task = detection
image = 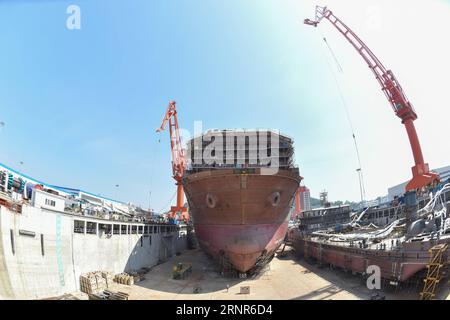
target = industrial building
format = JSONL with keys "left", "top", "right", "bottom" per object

{"left": 298, "top": 186, "right": 311, "bottom": 212}
{"left": 388, "top": 165, "right": 450, "bottom": 201}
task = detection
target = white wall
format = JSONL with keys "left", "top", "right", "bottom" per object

{"left": 0, "top": 205, "right": 185, "bottom": 299}
{"left": 32, "top": 190, "right": 66, "bottom": 212}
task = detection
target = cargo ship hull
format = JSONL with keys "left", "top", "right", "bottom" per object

{"left": 183, "top": 168, "right": 301, "bottom": 273}
{"left": 289, "top": 184, "right": 450, "bottom": 283}
{"left": 291, "top": 234, "right": 450, "bottom": 282}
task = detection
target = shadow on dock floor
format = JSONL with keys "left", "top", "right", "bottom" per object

{"left": 86, "top": 246, "right": 449, "bottom": 300}
{"left": 287, "top": 246, "right": 449, "bottom": 300}
{"left": 132, "top": 248, "right": 246, "bottom": 296}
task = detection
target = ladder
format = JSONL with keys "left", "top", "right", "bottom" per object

{"left": 420, "top": 243, "right": 448, "bottom": 300}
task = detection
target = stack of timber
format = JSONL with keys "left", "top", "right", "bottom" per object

{"left": 80, "top": 273, "right": 97, "bottom": 294}
{"left": 102, "top": 271, "right": 114, "bottom": 288}
{"left": 88, "top": 290, "right": 129, "bottom": 300}
{"left": 105, "top": 290, "right": 129, "bottom": 300}
{"left": 130, "top": 269, "right": 148, "bottom": 283}
{"left": 114, "top": 273, "right": 135, "bottom": 285}
{"left": 80, "top": 271, "right": 113, "bottom": 294}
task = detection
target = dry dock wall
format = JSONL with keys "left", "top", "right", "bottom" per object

{"left": 0, "top": 205, "right": 186, "bottom": 299}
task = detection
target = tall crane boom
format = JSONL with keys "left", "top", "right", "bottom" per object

{"left": 304, "top": 6, "right": 439, "bottom": 192}
{"left": 156, "top": 100, "right": 188, "bottom": 221}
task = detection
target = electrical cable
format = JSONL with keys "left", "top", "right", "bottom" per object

{"left": 159, "top": 189, "right": 177, "bottom": 214}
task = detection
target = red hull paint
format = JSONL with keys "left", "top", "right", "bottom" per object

{"left": 196, "top": 222, "right": 289, "bottom": 272}
{"left": 183, "top": 169, "right": 301, "bottom": 272}
{"left": 292, "top": 234, "right": 450, "bottom": 282}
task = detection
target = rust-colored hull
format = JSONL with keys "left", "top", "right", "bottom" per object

{"left": 291, "top": 232, "right": 450, "bottom": 282}
{"left": 183, "top": 169, "right": 301, "bottom": 272}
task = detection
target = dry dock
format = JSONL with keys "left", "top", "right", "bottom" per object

{"left": 68, "top": 247, "right": 450, "bottom": 300}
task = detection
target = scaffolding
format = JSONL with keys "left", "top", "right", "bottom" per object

{"left": 420, "top": 243, "right": 448, "bottom": 300}
{"left": 186, "top": 129, "right": 296, "bottom": 172}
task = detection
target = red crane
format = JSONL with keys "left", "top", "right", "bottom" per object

{"left": 156, "top": 100, "right": 189, "bottom": 221}
{"left": 304, "top": 6, "right": 439, "bottom": 192}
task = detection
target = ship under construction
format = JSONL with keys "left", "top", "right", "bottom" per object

{"left": 0, "top": 3, "right": 449, "bottom": 301}
{"left": 183, "top": 129, "right": 302, "bottom": 274}
{"left": 289, "top": 185, "right": 450, "bottom": 287}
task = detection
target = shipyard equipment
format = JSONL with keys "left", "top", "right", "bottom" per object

{"left": 420, "top": 244, "right": 448, "bottom": 300}
{"left": 156, "top": 101, "right": 189, "bottom": 221}
{"left": 304, "top": 6, "right": 439, "bottom": 192}
{"left": 172, "top": 263, "right": 192, "bottom": 280}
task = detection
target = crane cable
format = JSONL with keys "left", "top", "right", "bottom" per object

{"left": 322, "top": 36, "right": 344, "bottom": 73}
{"left": 151, "top": 133, "right": 172, "bottom": 214}
{"left": 317, "top": 26, "right": 367, "bottom": 202}
{"left": 158, "top": 189, "right": 177, "bottom": 214}
{"left": 147, "top": 135, "right": 159, "bottom": 212}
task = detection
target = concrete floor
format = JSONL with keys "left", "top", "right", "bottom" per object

{"left": 71, "top": 246, "right": 450, "bottom": 300}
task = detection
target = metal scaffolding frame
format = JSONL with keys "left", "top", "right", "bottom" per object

{"left": 420, "top": 244, "right": 448, "bottom": 300}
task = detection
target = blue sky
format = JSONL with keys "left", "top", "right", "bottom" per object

{"left": 0, "top": 0, "right": 449, "bottom": 211}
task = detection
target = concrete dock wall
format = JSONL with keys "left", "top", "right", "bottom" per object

{"left": 0, "top": 205, "right": 185, "bottom": 299}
